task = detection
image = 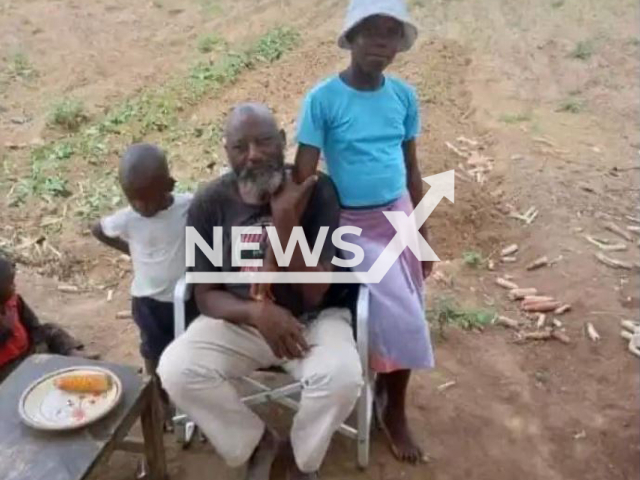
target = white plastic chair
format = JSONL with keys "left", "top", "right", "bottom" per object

{"left": 171, "top": 276, "right": 374, "bottom": 469}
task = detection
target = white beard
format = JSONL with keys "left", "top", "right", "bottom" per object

{"left": 238, "top": 167, "right": 285, "bottom": 204}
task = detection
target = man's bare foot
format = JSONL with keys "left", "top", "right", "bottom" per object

{"left": 375, "top": 392, "right": 427, "bottom": 464}
{"left": 245, "top": 427, "right": 281, "bottom": 480}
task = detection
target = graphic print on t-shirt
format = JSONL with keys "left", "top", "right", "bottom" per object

{"left": 233, "top": 217, "right": 272, "bottom": 273}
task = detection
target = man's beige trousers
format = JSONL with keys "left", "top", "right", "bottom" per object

{"left": 158, "top": 308, "right": 363, "bottom": 472}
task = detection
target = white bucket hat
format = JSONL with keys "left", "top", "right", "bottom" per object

{"left": 338, "top": 0, "right": 418, "bottom": 53}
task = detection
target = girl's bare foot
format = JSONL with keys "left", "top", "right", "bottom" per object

{"left": 375, "top": 371, "right": 428, "bottom": 464}
{"left": 245, "top": 427, "right": 281, "bottom": 480}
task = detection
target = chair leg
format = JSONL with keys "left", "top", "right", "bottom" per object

{"left": 356, "top": 376, "right": 373, "bottom": 469}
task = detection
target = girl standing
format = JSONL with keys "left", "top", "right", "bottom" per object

{"left": 294, "top": 0, "right": 434, "bottom": 464}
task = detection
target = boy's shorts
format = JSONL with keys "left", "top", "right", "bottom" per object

{"left": 131, "top": 296, "right": 198, "bottom": 362}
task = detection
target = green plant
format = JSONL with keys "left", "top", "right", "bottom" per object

{"left": 551, "top": 0, "right": 564, "bottom": 8}
{"left": 569, "top": 40, "right": 594, "bottom": 60}
{"left": 74, "top": 175, "right": 123, "bottom": 219}
{"left": 198, "top": 34, "right": 224, "bottom": 53}
{"left": 462, "top": 250, "right": 484, "bottom": 268}
{"left": 190, "top": 52, "right": 250, "bottom": 88}
{"left": 6, "top": 53, "right": 37, "bottom": 80}
{"left": 250, "top": 27, "right": 300, "bottom": 63}
{"left": 41, "top": 176, "right": 71, "bottom": 198}
{"left": 50, "top": 142, "right": 74, "bottom": 161}
{"left": 48, "top": 98, "right": 88, "bottom": 131}
{"left": 430, "top": 296, "right": 495, "bottom": 338}
{"left": 557, "top": 97, "right": 585, "bottom": 113}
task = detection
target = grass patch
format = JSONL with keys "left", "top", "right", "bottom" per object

{"left": 462, "top": 250, "right": 485, "bottom": 268}
{"left": 8, "top": 145, "right": 77, "bottom": 205}
{"left": 5, "top": 52, "right": 37, "bottom": 81}
{"left": 569, "top": 40, "right": 594, "bottom": 60}
{"left": 430, "top": 296, "right": 495, "bottom": 338}
{"left": 188, "top": 27, "right": 299, "bottom": 99}
{"left": 73, "top": 174, "right": 123, "bottom": 219}
{"left": 251, "top": 27, "right": 300, "bottom": 62}
{"left": 499, "top": 112, "right": 532, "bottom": 124}
{"left": 197, "top": 34, "right": 225, "bottom": 53}
{"left": 557, "top": 97, "right": 585, "bottom": 113}
{"left": 551, "top": 0, "right": 564, "bottom": 8}
{"left": 48, "top": 98, "right": 88, "bottom": 131}
{"left": 8, "top": 27, "right": 300, "bottom": 210}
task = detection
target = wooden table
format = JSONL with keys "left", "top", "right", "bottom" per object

{"left": 0, "top": 354, "right": 167, "bottom": 480}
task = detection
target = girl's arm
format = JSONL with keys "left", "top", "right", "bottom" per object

{"left": 403, "top": 139, "right": 424, "bottom": 210}
{"left": 403, "top": 139, "right": 434, "bottom": 278}
{"left": 293, "top": 144, "right": 321, "bottom": 184}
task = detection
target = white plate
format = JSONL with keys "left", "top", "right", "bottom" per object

{"left": 18, "top": 366, "right": 123, "bottom": 431}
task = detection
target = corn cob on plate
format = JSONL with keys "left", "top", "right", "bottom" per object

{"left": 19, "top": 366, "right": 122, "bottom": 431}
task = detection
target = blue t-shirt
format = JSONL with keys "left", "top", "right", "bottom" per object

{"left": 296, "top": 75, "right": 421, "bottom": 207}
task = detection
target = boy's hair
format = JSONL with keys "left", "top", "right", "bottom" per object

{"left": 0, "top": 254, "right": 15, "bottom": 282}
{"left": 118, "top": 143, "right": 170, "bottom": 188}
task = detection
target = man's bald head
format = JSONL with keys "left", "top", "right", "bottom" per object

{"left": 224, "top": 103, "right": 280, "bottom": 144}
{"left": 223, "top": 103, "right": 286, "bottom": 204}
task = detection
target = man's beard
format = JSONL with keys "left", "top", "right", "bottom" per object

{"left": 236, "top": 157, "right": 285, "bottom": 204}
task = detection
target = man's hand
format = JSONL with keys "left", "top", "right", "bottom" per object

{"left": 250, "top": 246, "right": 277, "bottom": 302}
{"left": 250, "top": 301, "right": 309, "bottom": 359}
{"left": 270, "top": 174, "right": 317, "bottom": 227}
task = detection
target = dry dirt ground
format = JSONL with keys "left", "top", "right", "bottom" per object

{"left": 1, "top": 0, "right": 639, "bottom": 479}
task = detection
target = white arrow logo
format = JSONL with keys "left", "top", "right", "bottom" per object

{"left": 186, "top": 170, "right": 455, "bottom": 284}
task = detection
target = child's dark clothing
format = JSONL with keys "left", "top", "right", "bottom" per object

{"left": 132, "top": 296, "right": 198, "bottom": 362}
{"left": 101, "top": 193, "right": 193, "bottom": 364}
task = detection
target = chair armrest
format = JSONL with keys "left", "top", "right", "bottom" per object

{"left": 173, "top": 276, "right": 193, "bottom": 338}
{"left": 355, "top": 285, "right": 370, "bottom": 375}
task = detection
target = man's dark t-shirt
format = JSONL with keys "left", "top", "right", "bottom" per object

{"left": 188, "top": 171, "right": 349, "bottom": 320}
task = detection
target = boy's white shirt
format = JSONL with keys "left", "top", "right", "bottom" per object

{"left": 101, "top": 193, "right": 192, "bottom": 302}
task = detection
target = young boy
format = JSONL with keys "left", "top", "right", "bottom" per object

{"left": 294, "top": 0, "right": 433, "bottom": 465}
{"left": 0, "top": 255, "right": 93, "bottom": 382}
{"left": 92, "top": 143, "right": 196, "bottom": 380}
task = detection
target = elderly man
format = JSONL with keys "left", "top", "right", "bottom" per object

{"left": 158, "top": 104, "right": 363, "bottom": 480}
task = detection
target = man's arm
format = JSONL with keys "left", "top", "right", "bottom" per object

{"left": 91, "top": 221, "right": 130, "bottom": 255}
